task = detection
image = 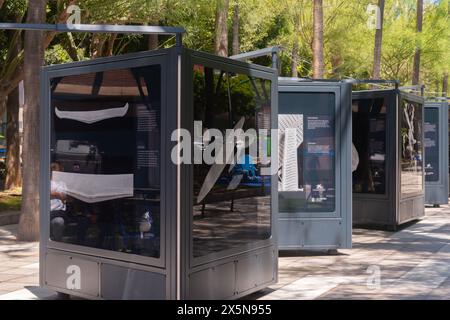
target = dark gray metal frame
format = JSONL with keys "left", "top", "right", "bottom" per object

{"left": 0, "top": 23, "right": 185, "bottom": 46}
{"left": 181, "top": 49, "right": 278, "bottom": 299}
{"left": 230, "top": 46, "right": 281, "bottom": 70}
{"left": 39, "top": 47, "right": 278, "bottom": 300}
{"left": 352, "top": 88, "right": 426, "bottom": 230}
{"left": 276, "top": 79, "right": 352, "bottom": 250}
{"left": 424, "top": 99, "right": 449, "bottom": 205}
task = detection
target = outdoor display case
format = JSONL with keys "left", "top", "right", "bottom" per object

{"left": 276, "top": 79, "right": 352, "bottom": 250}
{"left": 352, "top": 83, "right": 426, "bottom": 230}
{"left": 424, "top": 99, "right": 449, "bottom": 206}
{"left": 37, "top": 28, "right": 278, "bottom": 300}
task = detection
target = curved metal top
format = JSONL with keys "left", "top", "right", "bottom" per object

{"left": 0, "top": 23, "right": 185, "bottom": 46}
{"left": 230, "top": 46, "right": 282, "bottom": 69}
{"left": 348, "top": 79, "right": 400, "bottom": 85}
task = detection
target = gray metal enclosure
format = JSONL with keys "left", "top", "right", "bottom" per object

{"left": 424, "top": 100, "right": 449, "bottom": 205}
{"left": 276, "top": 79, "right": 352, "bottom": 250}
{"left": 352, "top": 88, "right": 426, "bottom": 230}
{"left": 40, "top": 47, "right": 278, "bottom": 300}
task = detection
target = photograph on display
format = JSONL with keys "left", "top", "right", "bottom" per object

{"left": 424, "top": 108, "right": 439, "bottom": 182}
{"left": 277, "top": 92, "right": 336, "bottom": 213}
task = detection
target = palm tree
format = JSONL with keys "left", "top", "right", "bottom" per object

{"left": 5, "top": 85, "right": 22, "bottom": 190}
{"left": 373, "top": 0, "right": 385, "bottom": 80}
{"left": 412, "top": 0, "right": 423, "bottom": 85}
{"left": 312, "top": 0, "right": 324, "bottom": 79}
{"left": 232, "top": 2, "right": 240, "bottom": 56}
{"left": 17, "top": 0, "right": 47, "bottom": 241}
{"left": 291, "top": 13, "right": 300, "bottom": 78}
{"left": 443, "top": 72, "right": 448, "bottom": 97}
{"left": 214, "top": 0, "right": 230, "bottom": 57}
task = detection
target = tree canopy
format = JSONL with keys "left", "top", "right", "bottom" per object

{"left": 1, "top": 0, "right": 449, "bottom": 95}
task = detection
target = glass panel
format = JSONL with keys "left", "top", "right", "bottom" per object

{"left": 352, "top": 97, "right": 387, "bottom": 194}
{"left": 192, "top": 65, "right": 272, "bottom": 258}
{"left": 400, "top": 99, "right": 424, "bottom": 196}
{"left": 278, "top": 92, "right": 336, "bottom": 213}
{"left": 50, "top": 65, "right": 162, "bottom": 258}
{"left": 424, "top": 108, "right": 440, "bottom": 182}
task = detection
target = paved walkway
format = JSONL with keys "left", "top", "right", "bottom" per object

{"left": 0, "top": 224, "right": 41, "bottom": 298}
{"left": 1, "top": 204, "right": 450, "bottom": 300}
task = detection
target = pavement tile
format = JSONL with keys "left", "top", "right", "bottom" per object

{"left": 0, "top": 274, "right": 23, "bottom": 282}
{"left": 10, "top": 275, "right": 39, "bottom": 284}
{"left": 4, "top": 204, "right": 450, "bottom": 299}
{"left": 0, "top": 268, "right": 38, "bottom": 276}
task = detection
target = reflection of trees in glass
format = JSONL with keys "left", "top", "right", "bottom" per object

{"left": 193, "top": 67, "right": 270, "bottom": 130}
{"left": 402, "top": 102, "right": 417, "bottom": 161}
{"left": 400, "top": 99, "right": 423, "bottom": 195}
{"left": 192, "top": 65, "right": 272, "bottom": 258}
{"left": 400, "top": 127, "right": 408, "bottom": 159}
{"left": 193, "top": 65, "right": 272, "bottom": 194}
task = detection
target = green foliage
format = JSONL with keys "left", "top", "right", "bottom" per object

{"left": 0, "top": 0, "right": 449, "bottom": 95}
{"left": 0, "top": 192, "right": 22, "bottom": 211}
{"left": 45, "top": 44, "right": 74, "bottom": 65}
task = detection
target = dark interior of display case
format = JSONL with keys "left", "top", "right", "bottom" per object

{"left": 41, "top": 48, "right": 278, "bottom": 300}
{"left": 191, "top": 64, "right": 272, "bottom": 258}
{"left": 352, "top": 97, "right": 387, "bottom": 195}
{"left": 50, "top": 66, "right": 161, "bottom": 258}
{"left": 352, "top": 88, "right": 425, "bottom": 230}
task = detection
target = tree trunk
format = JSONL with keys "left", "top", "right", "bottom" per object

{"left": 91, "top": 34, "right": 106, "bottom": 59}
{"left": 443, "top": 72, "right": 449, "bottom": 97}
{"left": 0, "top": 0, "right": 4, "bottom": 9}
{"left": 148, "top": 20, "right": 159, "bottom": 50}
{"left": 62, "top": 33, "right": 79, "bottom": 61}
{"left": 412, "top": 0, "right": 423, "bottom": 85}
{"left": 312, "top": 0, "right": 324, "bottom": 79}
{"left": 148, "top": 34, "right": 158, "bottom": 50}
{"left": 291, "top": 13, "right": 300, "bottom": 78}
{"left": 232, "top": 3, "right": 240, "bottom": 56}
{"left": 373, "top": 0, "right": 385, "bottom": 80}
{"left": 0, "top": 1, "right": 76, "bottom": 100}
{"left": 17, "top": 0, "right": 47, "bottom": 242}
{"left": 5, "top": 86, "right": 22, "bottom": 190}
{"left": 5, "top": 31, "right": 22, "bottom": 190}
{"left": 0, "top": 95, "right": 6, "bottom": 120}
{"left": 105, "top": 34, "right": 117, "bottom": 57}
{"left": 214, "top": 0, "right": 230, "bottom": 57}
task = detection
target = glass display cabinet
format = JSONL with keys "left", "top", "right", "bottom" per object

{"left": 38, "top": 27, "right": 278, "bottom": 300}
{"left": 276, "top": 79, "right": 352, "bottom": 250}
{"left": 424, "top": 98, "right": 449, "bottom": 206}
{"left": 352, "top": 82, "right": 426, "bottom": 230}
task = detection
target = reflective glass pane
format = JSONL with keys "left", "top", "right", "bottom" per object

{"left": 352, "top": 98, "right": 387, "bottom": 194}
{"left": 424, "top": 108, "right": 439, "bottom": 182}
{"left": 192, "top": 65, "right": 272, "bottom": 258}
{"left": 400, "top": 99, "right": 424, "bottom": 195}
{"left": 278, "top": 92, "right": 336, "bottom": 213}
{"left": 50, "top": 65, "right": 161, "bottom": 258}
